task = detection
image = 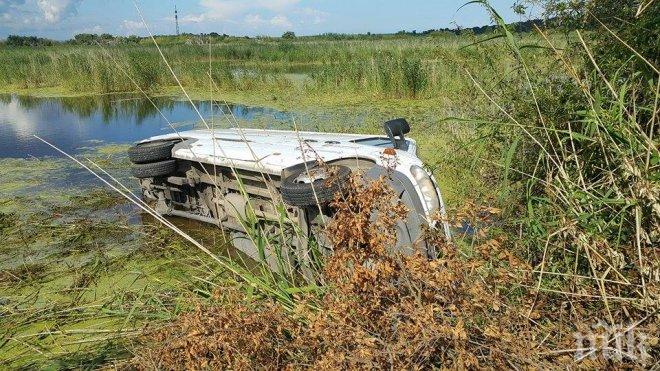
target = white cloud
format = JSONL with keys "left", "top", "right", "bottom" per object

{"left": 255, "top": 0, "right": 300, "bottom": 12}
{"left": 244, "top": 13, "right": 265, "bottom": 27}
{"left": 298, "top": 7, "right": 327, "bottom": 25}
{"left": 0, "top": 0, "right": 27, "bottom": 11}
{"left": 0, "top": 0, "right": 38, "bottom": 28}
{"left": 0, "top": 0, "right": 83, "bottom": 28}
{"left": 36, "top": 0, "right": 82, "bottom": 23}
{"left": 121, "top": 20, "right": 145, "bottom": 33}
{"left": 179, "top": 0, "right": 248, "bottom": 24}
{"left": 78, "top": 23, "right": 102, "bottom": 33}
{"left": 199, "top": 0, "right": 247, "bottom": 17}
{"left": 179, "top": 14, "right": 205, "bottom": 24}
{"left": 182, "top": 0, "right": 319, "bottom": 31}
{"left": 243, "top": 14, "right": 293, "bottom": 30}
{"left": 195, "top": 0, "right": 300, "bottom": 16}
{"left": 269, "top": 15, "right": 291, "bottom": 29}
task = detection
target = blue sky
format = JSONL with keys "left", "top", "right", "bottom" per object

{"left": 0, "top": 0, "right": 542, "bottom": 40}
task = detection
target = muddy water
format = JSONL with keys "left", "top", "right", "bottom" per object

{"left": 0, "top": 93, "right": 291, "bottom": 158}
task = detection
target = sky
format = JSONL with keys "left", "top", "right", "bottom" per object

{"left": 0, "top": 0, "right": 542, "bottom": 40}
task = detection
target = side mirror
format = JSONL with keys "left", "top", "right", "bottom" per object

{"left": 383, "top": 118, "right": 410, "bottom": 149}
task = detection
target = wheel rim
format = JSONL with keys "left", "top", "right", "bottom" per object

{"left": 294, "top": 167, "right": 329, "bottom": 184}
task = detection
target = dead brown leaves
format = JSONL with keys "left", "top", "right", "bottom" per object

{"left": 131, "top": 296, "right": 300, "bottom": 370}
{"left": 130, "top": 175, "right": 654, "bottom": 370}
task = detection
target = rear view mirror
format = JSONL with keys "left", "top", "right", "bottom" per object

{"left": 383, "top": 118, "right": 410, "bottom": 149}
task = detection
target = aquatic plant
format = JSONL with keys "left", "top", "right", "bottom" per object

{"left": 0, "top": 212, "right": 15, "bottom": 235}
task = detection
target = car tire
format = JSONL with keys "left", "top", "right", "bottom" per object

{"left": 280, "top": 165, "right": 351, "bottom": 207}
{"left": 131, "top": 159, "right": 177, "bottom": 179}
{"left": 128, "top": 139, "right": 180, "bottom": 164}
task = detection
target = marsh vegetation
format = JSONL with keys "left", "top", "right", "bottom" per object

{"left": 0, "top": 31, "right": 554, "bottom": 102}
{"left": 0, "top": 0, "right": 658, "bottom": 368}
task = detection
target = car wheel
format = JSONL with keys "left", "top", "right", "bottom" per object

{"left": 131, "top": 159, "right": 177, "bottom": 178}
{"left": 280, "top": 165, "right": 351, "bottom": 207}
{"left": 128, "top": 139, "right": 180, "bottom": 164}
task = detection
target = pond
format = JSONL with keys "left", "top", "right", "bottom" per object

{"left": 0, "top": 93, "right": 292, "bottom": 159}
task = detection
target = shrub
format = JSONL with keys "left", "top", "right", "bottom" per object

{"left": 469, "top": 0, "right": 659, "bottom": 329}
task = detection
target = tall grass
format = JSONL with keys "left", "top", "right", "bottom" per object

{"left": 462, "top": 1, "right": 659, "bottom": 326}
{"left": 0, "top": 34, "right": 553, "bottom": 100}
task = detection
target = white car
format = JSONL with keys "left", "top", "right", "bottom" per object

{"left": 128, "top": 118, "right": 450, "bottom": 271}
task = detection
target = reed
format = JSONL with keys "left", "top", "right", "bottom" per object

{"left": 0, "top": 33, "right": 551, "bottom": 100}
{"left": 458, "top": 0, "right": 658, "bottom": 324}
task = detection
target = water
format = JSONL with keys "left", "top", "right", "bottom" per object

{"left": 0, "top": 93, "right": 294, "bottom": 270}
{"left": 0, "top": 93, "right": 291, "bottom": 158}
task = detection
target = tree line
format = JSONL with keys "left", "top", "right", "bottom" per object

{"left": 2, "top": 33, "right": 142, "bottom": 47}
{"left": 1, "top": 17, "right": 552, "bottom": 47}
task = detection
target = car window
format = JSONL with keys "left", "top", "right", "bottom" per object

{"left": 351, "top": 137, "right": 394, "bottom": 148}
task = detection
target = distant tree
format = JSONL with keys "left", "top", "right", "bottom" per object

{"left": 70, "top": 33, "right": 124, "bottom": 45}
{"left": 124, "top": 35, "right": 141, "bottom": 44}
{"left": 5, "top": 35, "right": 54, "bottom": 46}
{"left": 73, "top": 33, "right": 98, "bottom": 45}
{"left": 282, "top": 31, "right": 296, "bottom": 39}
{"left": 6, "top": 35, "right": 28, "bottom": 46}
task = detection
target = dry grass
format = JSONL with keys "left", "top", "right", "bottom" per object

{"left": 0, "top": 263, "right": 48, "bottom": 284}
{"left": 129, "top": 175, "right": 657, "bottom": 369}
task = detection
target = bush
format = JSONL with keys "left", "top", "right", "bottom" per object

{"left": 471, "top": 0, "right": 659, "bottom": 331}
{"left": 542, "top": 0, "right": 659, "bottom": 104}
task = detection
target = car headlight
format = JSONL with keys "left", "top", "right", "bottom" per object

{"left": 410, "top": 165, "right": 440, "bottom": 214}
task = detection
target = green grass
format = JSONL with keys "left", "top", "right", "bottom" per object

{"left": 455, "top": 1, "right": 658, "bottom": 330}
{"left": 0, "top": 33, "right": 559, "bottom": 102}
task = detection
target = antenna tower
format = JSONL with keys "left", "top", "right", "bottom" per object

{"left": 174, "top": 4, "right": 180, "bottom": 35}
